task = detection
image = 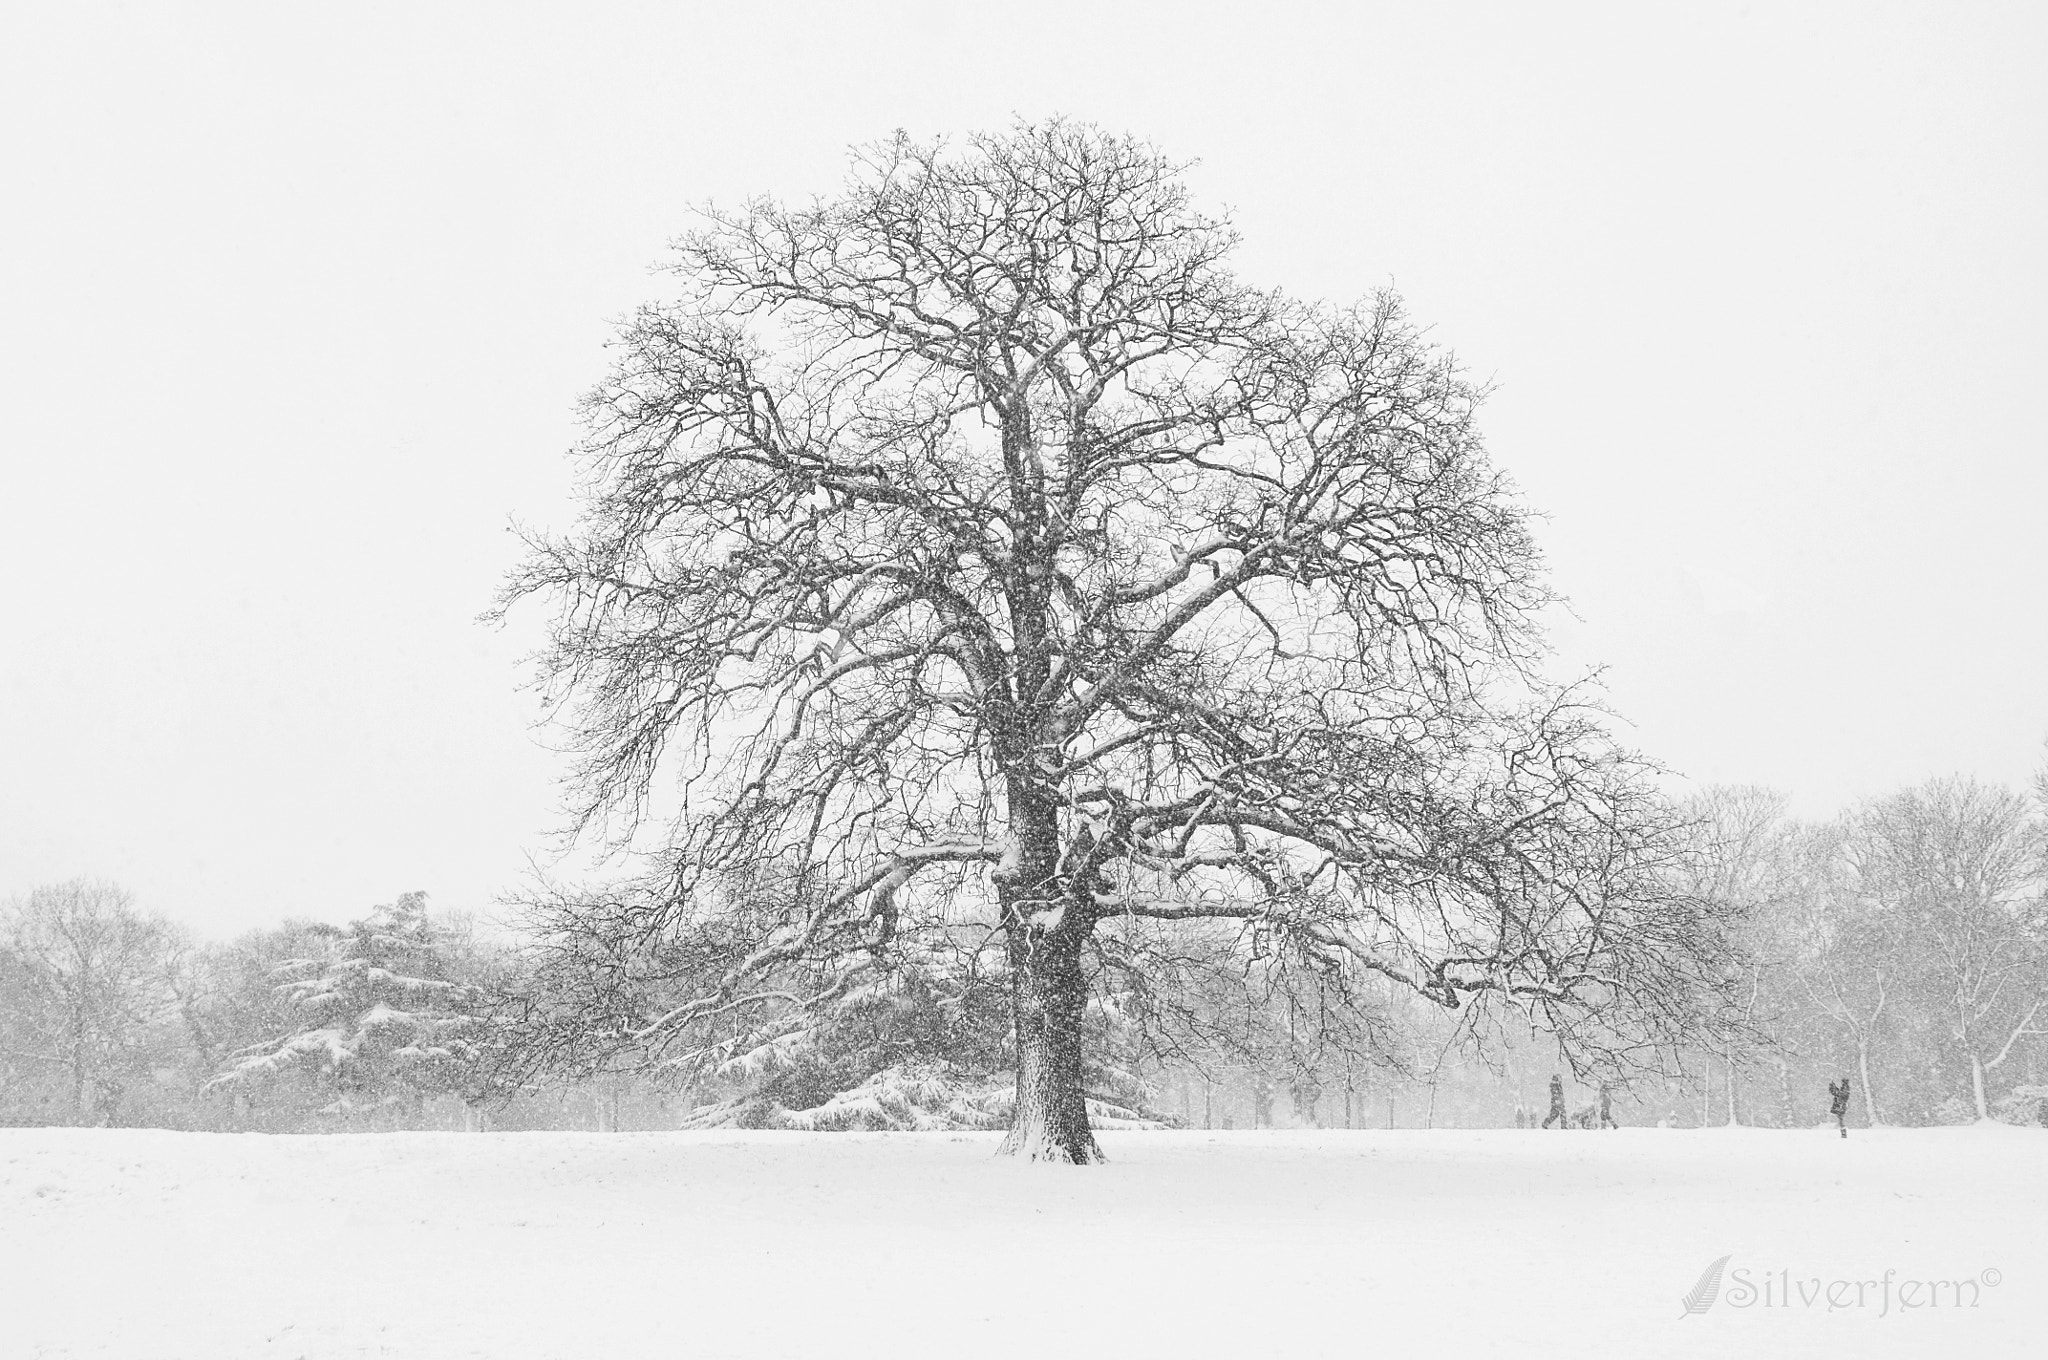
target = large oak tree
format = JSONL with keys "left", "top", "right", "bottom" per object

{"left": 500, "top": 123, "right": 1729, "bottom": 1161}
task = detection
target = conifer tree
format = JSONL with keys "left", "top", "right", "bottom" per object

{"left": 217, "top": 892, "right": 487, "bottom": 1124}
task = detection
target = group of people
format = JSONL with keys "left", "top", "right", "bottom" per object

{"left": 1545, "top": 1074, "right": 1616, "bottom": 1129}
{"left": 1512, "top": 1075, "right": 1618, "bottom": 1130}
{"left": 1518, "top": 1074, "right": 1856, "bottom": 1136}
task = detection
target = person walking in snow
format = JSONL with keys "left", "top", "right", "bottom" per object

{"left": 1598, "top": 1084, "right": 1617, "bottom": 1130}
{"left": 1541, "top": 1073, "right": 1568, "bottom": 1129}
{"left": 1828, "top": 1077, "right": 1851, "bottom": 1138}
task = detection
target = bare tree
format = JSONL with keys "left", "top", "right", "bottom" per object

{"left": 498, "top": 123, "right": 1736, "bottom": 1161}
{"left": 1853, "top": 779, "right": 2047, "bottom": 1120}
{"left": 1788, "top": 821, "right": 1895, "bottom": 1126}
{"left": 1682, "top": 786, "right": 1795, "bottom": 1124}
{"left": 0, "top": 879, "right": 180, "bottom": 1125}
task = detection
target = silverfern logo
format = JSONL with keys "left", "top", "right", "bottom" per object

{"left": 1681, "top": 1258, "right": 2003, "bottom": 1318}
{"left": 1680, "top": 1255, "right": 1732, "bottom": 1316}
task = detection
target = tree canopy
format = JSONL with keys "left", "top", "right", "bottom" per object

{"left": 213, "top": 892, "right": 489, "bottom": 1121}
{"left": 499, "top": 122, "right": 1732, "bottom": 1161}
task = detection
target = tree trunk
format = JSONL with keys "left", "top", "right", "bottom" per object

{"left": 69, "top": 1014, "right": 87, "bottom": 1125}
{"left": 997, "top": 924, "right": 1101, "bottom": 1163}
{"left": 1970, "top": 1053, "right": 1990, "bottom": 1121}
{"left": 1856, "top": 1042, "right": 1882, "bottom": 1126}
{"left": 992, "top": 767, "right": 1102, "bottom": 1164}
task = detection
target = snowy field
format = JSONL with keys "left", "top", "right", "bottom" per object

{"left": 3, "top": 1125, "right": 2041, "bottom": 1359}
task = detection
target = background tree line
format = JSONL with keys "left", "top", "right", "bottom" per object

{"left": 5, "top": 758, "right": 2042, "bottom": 1133}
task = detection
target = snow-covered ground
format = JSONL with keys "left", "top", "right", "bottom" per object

{"left": 3, "top": 1124, "right": 2040, "bottom": 1359}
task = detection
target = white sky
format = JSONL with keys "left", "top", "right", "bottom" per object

{"left": 3, "top": 2, "right": 2043, "bottom": 937}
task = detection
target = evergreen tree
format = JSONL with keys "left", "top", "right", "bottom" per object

{"left": 216, "top": 892, "right": 487, "bottom": 1124}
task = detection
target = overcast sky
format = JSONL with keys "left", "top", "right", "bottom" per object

{"left": 2, "top": 2, "right": 2043, "bottom": 937}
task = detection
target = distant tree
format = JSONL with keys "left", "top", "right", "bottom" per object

{"left": 1787, "top": 820, "right": 1899, "bottom": 1126}
{"left": 1129, "top": 935, "right": 1403, "bottom": 1129}
{"left": 497, "top": 121, "right": 1737, "bottom": 1161}
{"left": 1680, "top": 786, "right": 1798, "bottom": 1124}
{"left": 1853, "top": 779, "right": 2047, "bottom": 1120}
{"left": 215, "top": 892, "right": 489, "bottom": 1126}
{"left": 0, "top": 879, "right": 181, "bottom": 1125}
{"left": 171, "top": 918, "right": 354, "bottom": 1129}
